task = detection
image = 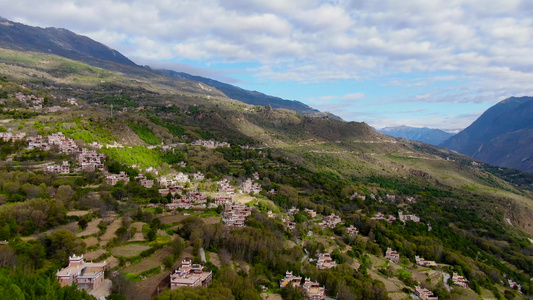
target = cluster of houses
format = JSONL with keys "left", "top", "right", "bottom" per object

{"left": 135, "top": 175, "right": 154, "bottom": 189}
{"left": 415, "top": 286, "right": 438, "bottom": 300}
{"left": 158, "top": 186, "right": 183, "bottom": 198}
{"left": 282, "top": 216, "right": 296, "bottom": 231}
{"left": 304, "top": 208, "right": 317, "bottom": 218}
{"left": 14, "top": 92, "right": 44, "bottom": 110}
{"left": 165, "top": 191, "right": 208, "bottom": 210}
{"left": 159, "top": 173, "right": 190, "bottom": 186}
{"left": 106, "top": 171, "right": 130, "bottom": 186}
{"left": 372, "top": 211, "right": 420, "bottom": 224}
{"left": 280, "top": 272, "right": 325, "bottom": 300}
{"left": 36, "top": 132, "right": 78, "bottom": 153}
{"left": 78, "top": 148, "right": 106, "bottom": 171}
{"left": 170, "top": 258, "right": 213, "bottom": 289}
{"left": 415, "top": 256, "right": 438, "bottom": 267}
{"left": 0, "top": 132, "right": 26, "bottom": 142}
{"left": 46, "top": 161, "right": 70, "bottom": 174}
{"left": 316, "top": 253, "right": 337, "bottom": 270}
{"left": 191, "top": 139, "right": 230, "bottom": 148}
{"left": 222, "top": 203, "right": 252, "bottom": 227}
{"left": 371, "top": 212, "right": 396, "bottom": 223}
{"left": 508, "top": 279, "right": 522, "bottom": 291}
{"left": 214, "top": 195, "right": 233, "bottom": 206}
{"left": 452, "top": 272, "right": 469, "bottom": 288}
{"left": 319, "top": 213, "right": 342, "bottom": 228}
{"left": 288, "top": 207, "right": 299, "bottom": 216}
{"left": 346, "top": 225, "right": 359, "bottom": 235}
{"left": 217, "top": 179, "right": 235, "bottom": 194}
{"left": 241, "top": 178, "right": 262, "bottom": 194}
{"left": 285, "top": 207, "right": 342, "bottom": 229}
{"left": 385, "top": 248, "right": 400, "bottom": 264}
{"left": 56, "top": 255, "right": 109, "bottom": 298}
{"left": 398, "top": 211, "right": 420, "bottom": 223}
{"left": 24, "top": 132, "right": 106, "bottom": 174}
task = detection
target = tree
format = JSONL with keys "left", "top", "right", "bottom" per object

{"left": 44, "top": 229, "right": 85, "bottom": 263}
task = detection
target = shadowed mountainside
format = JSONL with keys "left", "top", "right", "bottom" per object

{"left": 441, "top": 96, "right": 533, "bottom": 173}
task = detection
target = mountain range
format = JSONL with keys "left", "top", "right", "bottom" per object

{"left": 0, "top": 17, "right": 337, "bottom": 118}
{"left": 441, "top": 96, "right": 533, "bottom": 173}
{"left": 158, "top": 69, "right": 340, "bottom": 118}
{"left": 378, "top": 126, "right": 454, "bottom": 145}
{"left": 3, "top": 16, "right": 533, "bottom": 174}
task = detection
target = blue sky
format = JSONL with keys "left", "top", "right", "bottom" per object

{"left": 2, "top": 0, "right": 533, "bottom": 131}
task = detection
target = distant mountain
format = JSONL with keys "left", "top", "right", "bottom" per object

{"left": 441, "top": 96, "right": 533, "bottom": 173}
{"left": 0, "top": 17, "right": 140, "bottom": 72}
{"left": 158, "top": 69, "right": 342, "bottom": 119}
{"left": 0, "top": 17, "right": 338, "bottom": 119}
{"left": 378, "top": 126, "right": 454, "bottom": 145}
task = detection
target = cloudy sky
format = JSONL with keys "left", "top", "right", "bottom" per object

{"left": 2, "top": 0, "right": 533, "bottom": 131}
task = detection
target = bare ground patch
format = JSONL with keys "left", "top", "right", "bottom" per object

{"left": 85, "top": 249, "right": 107, "bottom": 261}
{"left": 203, "top": 216, "right": 221, "bottom": 225}
{"left": 83, "top": 237, "right": 99, "bottom": 248}
{"left": 208, "top": 251, "right": 221, "bottom": 268}
{"left": 67, "top": 210, "right": 92, "bottom": 217}
{"left": 388, "top": 292, "right": 408, "bottom": 300}
{"left": 132, "top": 270, "right": 169, "bottom": 300}
{"left": 236, "top": 195, "right": 255, "bottom": 204}
{"left": 261, "top": 293, "right": 282, "bottom": 300}
{"left": 367, "top": 269, "right": 405, "bottom": 292}
{"left": 160, "top": 214, "right": 187, "bottom": 224}
{"left": 77, "top": 218, "right": 102, "bottom": 237}
{"left": 100, "top": 218, "right": 122, "bottom": 246}
{"left": 111, "top": 244, "right": 151, "bottom": 258}
{"left": 130, "top": 222, "right": 146, "bottom": 241}
{"left": 104, "top": 256, "right": 120, "bottom": 269}
{"left": 123, "top": 246, "right": 173, "bottom": 274}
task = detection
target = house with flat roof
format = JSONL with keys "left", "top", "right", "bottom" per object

{"left": 452, "top": 273, "right": 468, "bottom": 288}
{"left": 170, "top": 258, "right": 212, "bottom": 289}
{"left": 385, "top": 247, "right": 400, "bottom": 264}
{"left": 302, "top": 278, "right": 325, "bottom": 300}
{"left": 279, "top": 271, "right": 302, "bottom": 288}
{"left": 415, "top": 286, "right": 438, "bottom": 299}
{"left": 56, "top": 255, "right": 108, "bottom": 295}
{"left": 316, "top": 253, "right": 336, "bottom": 270}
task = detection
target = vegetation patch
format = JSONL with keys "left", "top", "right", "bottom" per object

{"left": 127, "top": 121, "right": 160, "bottom": 145}
{"left": 101, "top": 145, "right": 163, "bottom": 169}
